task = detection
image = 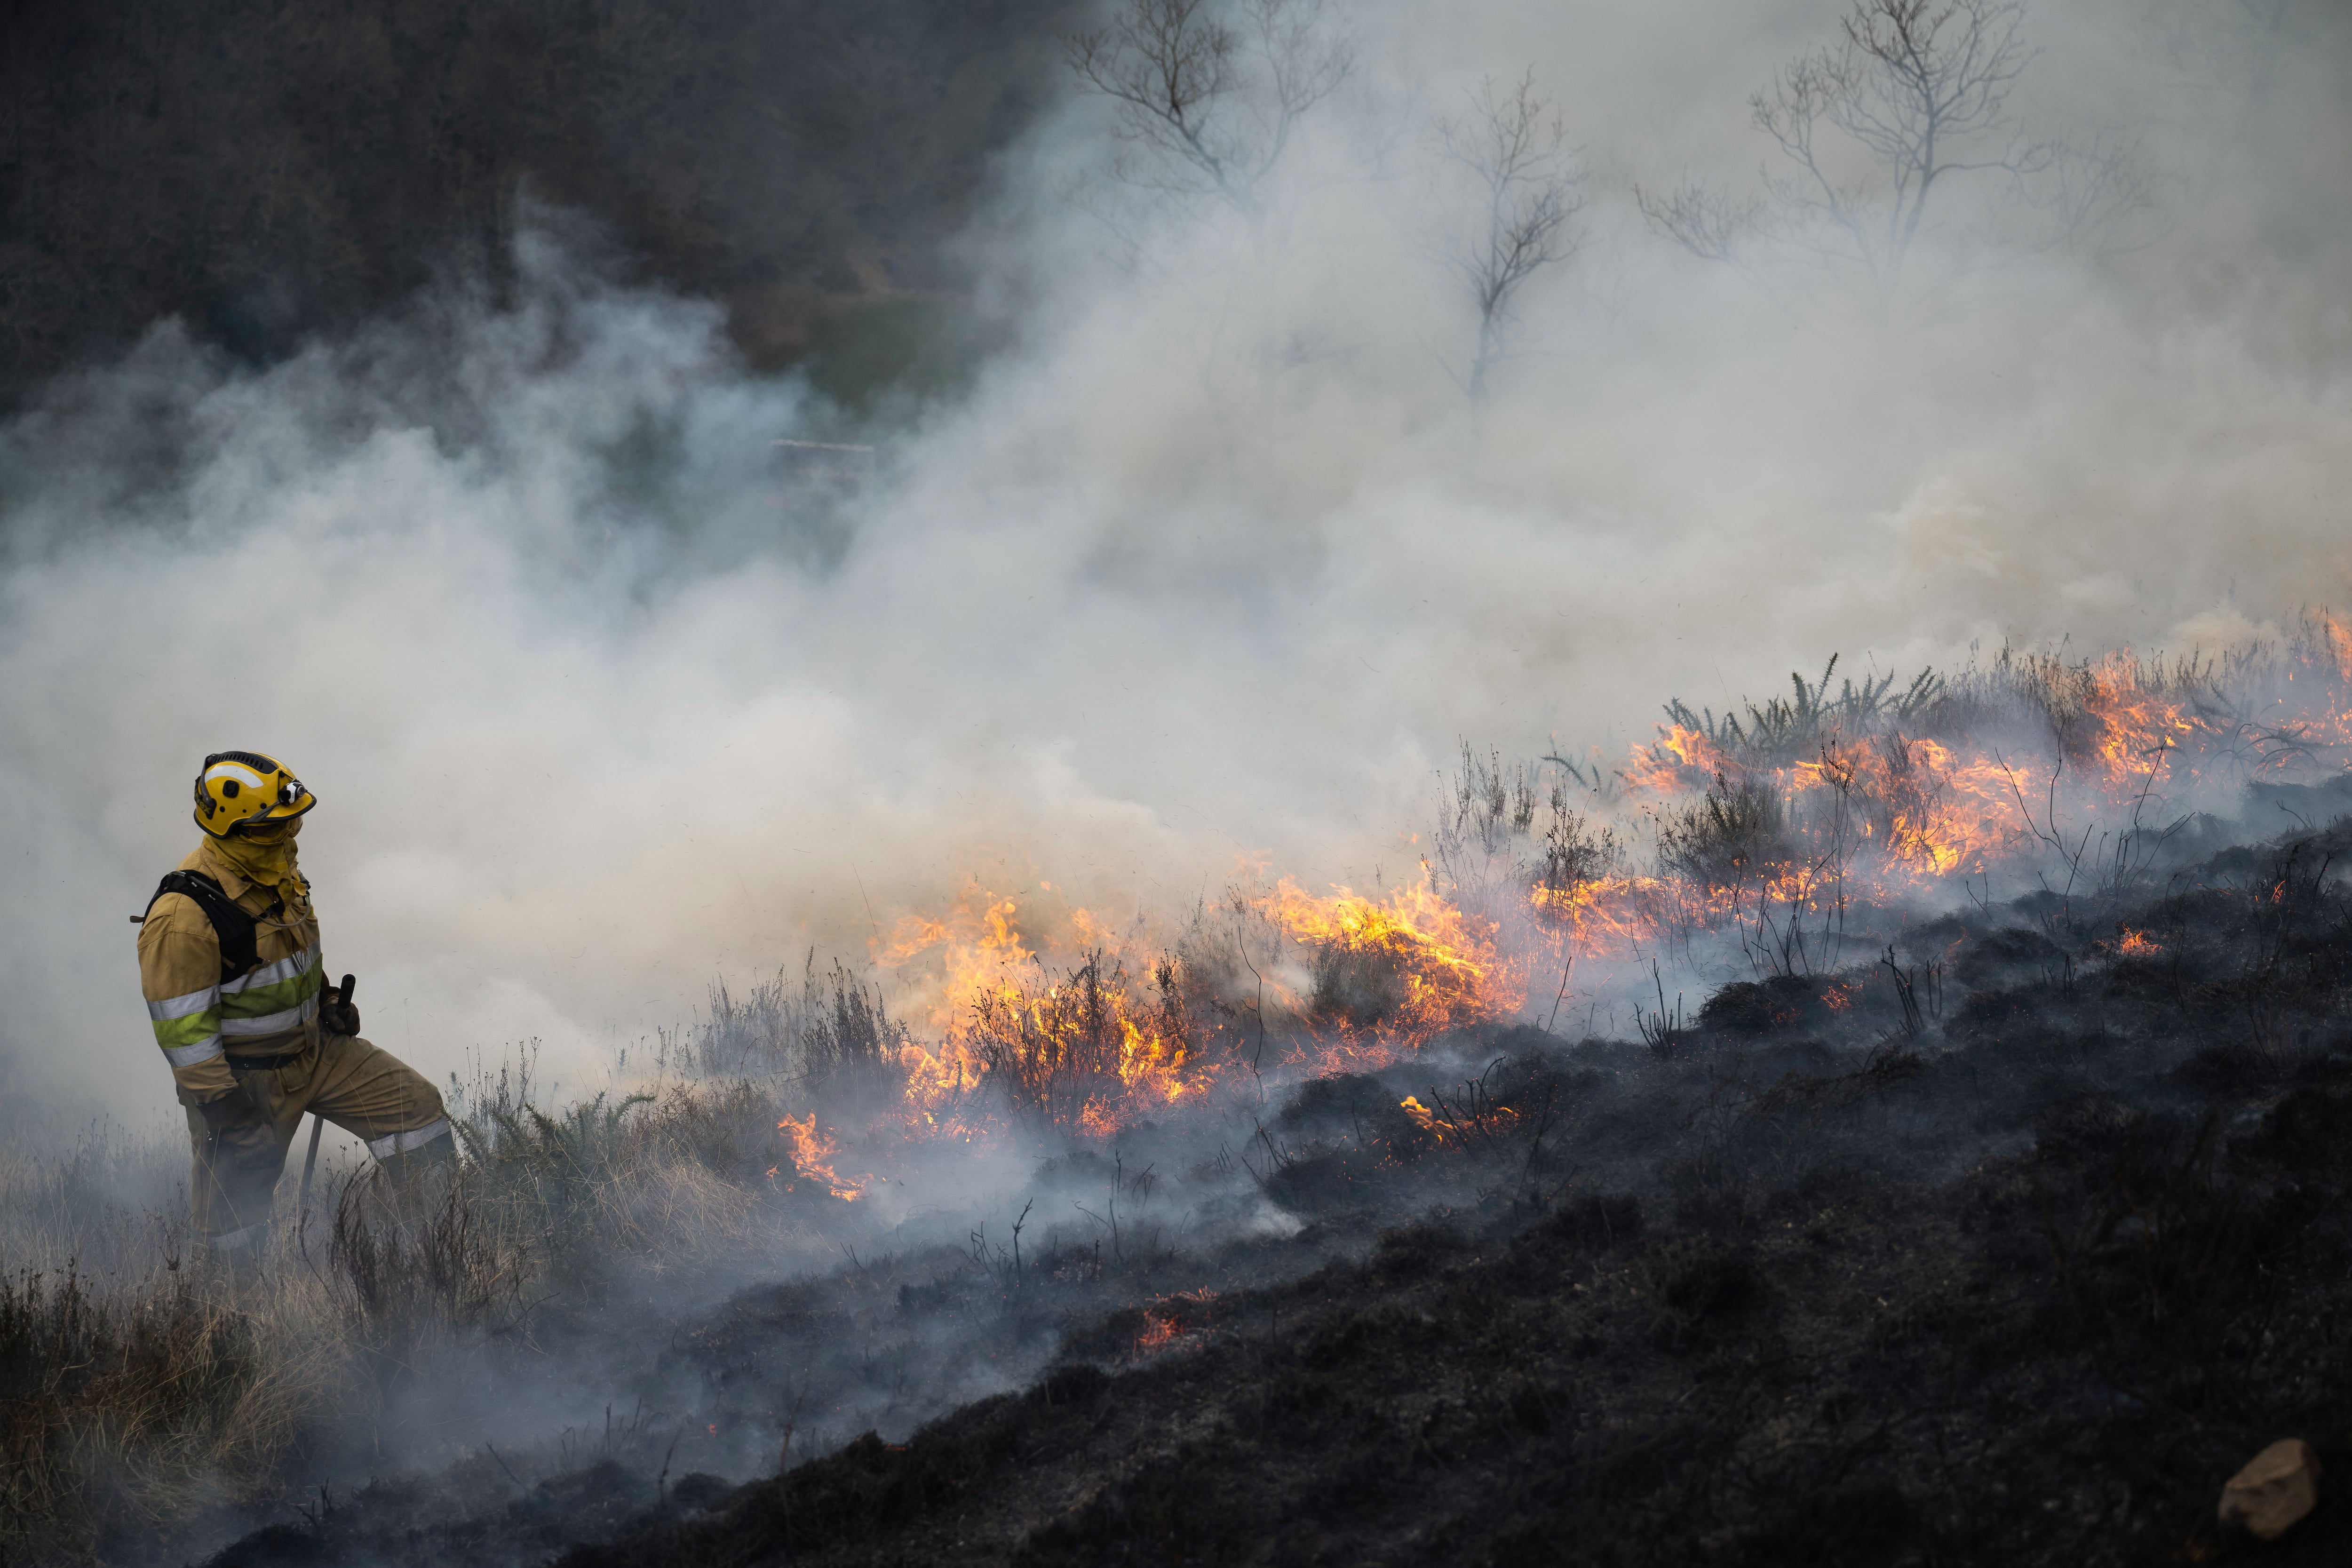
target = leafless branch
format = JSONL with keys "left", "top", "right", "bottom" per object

{"left": 1635, "top": 177, "right": 1764, "bottom": 263}
{"left": 2031, "top": 127, "right": 2165, "bottom": 259}
{"left": 1431, "top": 70, "right": 1583, "bottom": 405}
{"left": 1064, "top": 0, "right": 1354, "bottom": 231}
{"left": 1644, "top": 0, "right": 2150, "bottom": 304}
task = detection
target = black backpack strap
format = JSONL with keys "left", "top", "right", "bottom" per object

{"left": 146, "top": 871, "right": 262, "bottom": 984}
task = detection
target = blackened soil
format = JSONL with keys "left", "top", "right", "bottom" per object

{"left": 548, "top": 1125, "right": 2352, "bottom": 1567}
{"left": 207, "top": 826, "right": 2352, "bottom": 1566}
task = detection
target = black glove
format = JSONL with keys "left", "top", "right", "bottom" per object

{"left": 320, "top": 972, "right": 359, "bottom": 1037}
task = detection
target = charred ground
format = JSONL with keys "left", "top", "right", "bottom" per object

{"left": 196, "top": 819, "right": 2352, "bottom": 1567}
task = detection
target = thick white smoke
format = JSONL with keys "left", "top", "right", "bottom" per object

{"left": 0, "top": 0, "right": 2346, "bottom": 1130}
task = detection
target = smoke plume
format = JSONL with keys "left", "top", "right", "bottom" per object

{"left": 0, "top": 0, "right": 2346, "bottom": 1131}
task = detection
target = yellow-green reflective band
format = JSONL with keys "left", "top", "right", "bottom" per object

{"left": 219, "top": 964, "right": 321, "bottom": 1024}
{"left": 162, "top": 1036, "right": 224, "bottom": 1068}
{"left": 152, "top": 1009, "right": 223, "bottom": 1052}
{"left": 220, "top": 945, "right": 319, "bottom": 997}
{"left": 147, "top": 987, "right": 218, "bottom": 1022}
{"left": 368, "top": 1119, "right": 450, "bottom": 1159}
{"left": 219, "top": 993, "right": 318, "bottom": 1037}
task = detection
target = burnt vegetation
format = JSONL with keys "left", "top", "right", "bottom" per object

{"left": 169, "top": 809, "right": 2352, "bottom": 1567}
{"left": 9, "top": 632, "right": 2350, "bottom": 1564}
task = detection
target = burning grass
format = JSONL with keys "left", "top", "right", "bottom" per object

{"left": 521, "top": 814, "right": 2352, "bottom": 1568}
{"left": 815, "top": 616, "right": 2352, "bottom": 1150}
{"left": 965, "top": 951, "right": 1194, "bottom": 1137}
{"left": 18, "top": 619, "right": 2352, "bottom": 1563}
{"left": 51, "top": 804, "right": 2352, "bottom": 1564}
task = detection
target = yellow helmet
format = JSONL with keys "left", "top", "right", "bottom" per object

{"left": 192, "top": 751, "right": 316, "bottom": 838}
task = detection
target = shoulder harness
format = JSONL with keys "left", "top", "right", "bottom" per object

{"left": 144, "top": 871, "right": 279, "bottom": 985}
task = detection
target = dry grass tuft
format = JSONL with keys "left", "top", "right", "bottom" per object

{"left": 0, "top": 1259, "right": 349, "bottom": 1564}
{"left": 0, "top": 1062, "right": 835, "bottom": 1563}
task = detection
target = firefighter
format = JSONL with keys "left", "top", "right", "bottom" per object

{"left": 137, "top": 751, "right": 453, "bottom": 1259}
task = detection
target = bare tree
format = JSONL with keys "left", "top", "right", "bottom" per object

{"left": 1800, "top": 0, "right": 2039, "bottom": 268}
{"left": 2032, "top": 127, "right": 2161, "bottom": 259}
{"left": 1630, "top": 179, "right": 1761, "bottom": 265}
{"left": 1063, "top": 0, "right": 1354, "bottom": 232}
{"left": 1639, "top": 0, "right": 2139, "bottom": 297}
{"left": 1432, "top": 71, "right": 1583, "bottom": 405}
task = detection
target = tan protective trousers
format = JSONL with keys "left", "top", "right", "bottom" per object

{"left": 183, "top": 1033, "right": 451, "bottom": 1245}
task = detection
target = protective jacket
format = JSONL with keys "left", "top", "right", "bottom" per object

{"left": 137, "top": 836, "right": 324, "bottom": 1105}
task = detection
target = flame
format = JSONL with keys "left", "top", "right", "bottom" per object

{"left": 1134, "top": 1287, "right": 1217, "bottom": 1354}
{"left": 776, "top": 1112, "right": 862, "bottom": 1201}
{"left": 856, "top": 871, "right": 1524, "bottom": 1141}
{"left": 868, "top": 886, "right": 1038, "bottom": 1110}
{"left": 1249, "top": 875, "right": 1518, "bottom": 1048}
{"left": 1529, "top": 873, "right": 1670, "bottom": 950}
{"left": 1134, "top": 1310, "right": 1182, "bottom": 1353}
{"left": 867, "top": 884, "right": 1221, "bottom": 1128}
{"left": 1396, "top": 1092, "right": 1521, "bottom": 1147}
{"left": 810, "top": 620, "right": 2352, "bottom": 1156}
{"left": 1619, "top": 724, "right": 1724, "bottom": 796}
{"left": 2116, "top": 928, "right": 2161, "bottom": 957}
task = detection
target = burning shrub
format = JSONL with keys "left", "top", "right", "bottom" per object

{"left": 1287, "top": 892, "right": 1493, "bottom": 1041}
{"left": 774, "top": 1112, "right": 865, "bottom": 1202}
{"left": 880, "top": 870, "right": 1515, "bottom": 1133}
{"left": 1396, "top": 1057, "right": 1552, "bottom": 1162}
{"left": 1534, "top": 793, "right": 1623, "bottom": 921}
{"left": 1826, "top": 731, "right": 1954, "bottom": 868}
{"left": 966, "top": 951, "right": 1194, "bottom": 1135}
{"left": 1657, "top": 770, "right": 1789, "bottom": 888}
{"left": 1307, "top": 927, "right": 1418, "bottom": 1030}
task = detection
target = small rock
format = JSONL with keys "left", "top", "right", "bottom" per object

{"left": 2218, "top": 1438, "right": 2320, "bottom": 1541}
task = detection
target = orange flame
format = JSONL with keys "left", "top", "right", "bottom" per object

{"left": 776, "top": 1112, "right": 862, "bottom": 1201}
{"left": 1135, "top": 1287, "right": 1217, "bottom": 1354}
{"left": 1250, "top": 875, "right": 1521, "bottom": 1048}
{"left": 841, "top": 620, "right": 2352, "bottom": 1150}
{"left": 1619, "top": 724, "right": 1724, "bottom": 796}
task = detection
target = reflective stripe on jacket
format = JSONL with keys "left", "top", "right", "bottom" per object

{"left": 137, "top": 839, "right": 323, "bottom": 1100}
